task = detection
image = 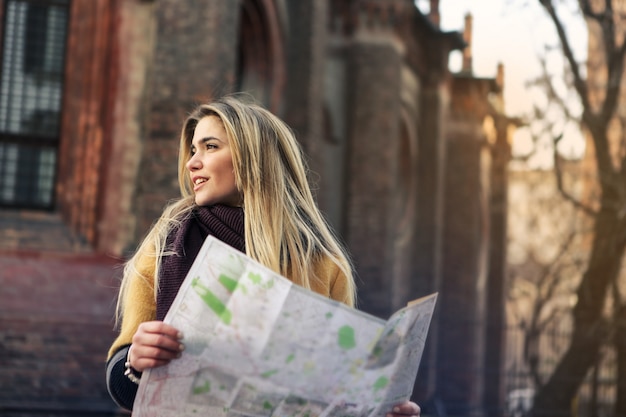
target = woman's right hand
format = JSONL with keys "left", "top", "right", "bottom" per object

{"left": 128, "top": 321, "right": 185, "bottom": 372}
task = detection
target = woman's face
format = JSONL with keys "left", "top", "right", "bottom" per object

{"left": 186, "top": 116, "right": 241, "bottom": 207}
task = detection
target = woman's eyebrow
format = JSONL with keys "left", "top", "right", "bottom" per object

{"left": 194, "top": 136, "right": 222, "bottom": 145}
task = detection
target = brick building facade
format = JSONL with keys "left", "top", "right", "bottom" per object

{"left": 0, "top": 1, "right": 515, "bottom": 416}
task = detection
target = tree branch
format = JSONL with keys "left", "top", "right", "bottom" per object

{"left": 552, "top": 133, "right": 597, "bottom": 216}
{"left": 540, "top": 0, "right": 591, "bottom": 113}
{"left": 617, "top": 117, "right": 626, "bottom": 194}
{"left": 522, "top": 230, "right": 579, "bottom": 387}
{"left": 579, "top": 0, "right": 602, "bottom": 21}
{"left": 534, "top": 54, "right": 578, "bottom": 122}
{"left": 598, "top": 1, "right": 626, "bottom": 127}
{"left": 539, "top": 0, "right": 617, "bottom": 193}
{"left": 579, "top": 0, "right": 624, "bottom": 185}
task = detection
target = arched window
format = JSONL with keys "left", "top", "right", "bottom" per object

{"left": 236, "top": 0, "right": 284, "bottom": 111}
{"left": 395, "top": 114, "right": 417, "bottom": 243}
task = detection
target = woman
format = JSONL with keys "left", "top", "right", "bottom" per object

{"left": 106, "top": 96, "right": 420, "bottom": 417}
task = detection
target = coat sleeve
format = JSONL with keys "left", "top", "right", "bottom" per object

{"left": 105, "top": 243, "right": 158, "bottom": 411}
{"left": 107, "top": 248, "right": 158, "bottom": 359}
{"left": 106, "top": 344, "right": 139, "bottom": 410}
{"left": 309, "top": 256, "right": 354, "bottom": 307}
{"left": 329, "top": 263, "right": 354, "bottom": 307}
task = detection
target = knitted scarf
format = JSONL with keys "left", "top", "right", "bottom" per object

{"left": 156, "top": 204, "right": 245, "bottom": 320}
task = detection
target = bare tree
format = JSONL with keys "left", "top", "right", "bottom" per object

{"left": 525, "top": 1, "right": 626, "bottom": 416}
{"left": 507, "top": 165, "right": 587, "bottom": 393}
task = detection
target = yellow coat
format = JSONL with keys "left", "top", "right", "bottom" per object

{"left": 107, "top": 243, "right": 353, "bottom": 359}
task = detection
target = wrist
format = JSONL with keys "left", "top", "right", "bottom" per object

{"left": 124, "top": 345, "right": 142, "bottom": 384}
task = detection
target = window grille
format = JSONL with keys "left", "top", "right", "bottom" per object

{"left": 0, "top": 0, "right": 69, "bottom": 209}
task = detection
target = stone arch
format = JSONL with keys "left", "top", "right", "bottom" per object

{"left": 316, "top": 102, "right": 345, "bottom": 232}
{"left": 236, "top": 0, "right": 285, "bottom": 111}
{"left": 391, "top": 107, "right": 419, "bottom": 310}
{"left": 395, "top": 109, "right": 417, "bottom": 244}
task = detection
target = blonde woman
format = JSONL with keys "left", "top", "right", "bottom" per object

{"left": 106, "top": 96, "right": 420, "bottom": 417}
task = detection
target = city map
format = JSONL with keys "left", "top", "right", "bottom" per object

{"left": 133, "top": 236, "right": 437, "bottom": 417}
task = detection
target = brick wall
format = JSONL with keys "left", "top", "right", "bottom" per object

{"left": 134, "top": 0, "right": 240, "bottom": 239}
{"left": 57, "top": 0, "right": 116, "bottom": 249}
{"left": 0, "top": 253, "right": 122, "bottom": 416}
{"left": 1, "top": 4, "right": 136, "bottom": 415}
{"left": 97, "top": 0, "right": 157, "bottom": 256}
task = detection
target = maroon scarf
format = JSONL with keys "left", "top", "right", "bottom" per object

{"left": 156, "top": 204, "right": 245, "bottom": 320}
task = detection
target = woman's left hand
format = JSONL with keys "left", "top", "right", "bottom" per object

{"left": 387, "top": 401, "right": 420, "bottom": 417}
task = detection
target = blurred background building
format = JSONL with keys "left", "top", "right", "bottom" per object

{"left": 0, "top": 0, "right": 515, "bottom": 416}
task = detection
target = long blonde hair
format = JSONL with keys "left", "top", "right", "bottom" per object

{"left": 116, "top": 96, "right": 355, "bottom": 322}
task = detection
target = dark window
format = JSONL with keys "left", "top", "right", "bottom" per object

{"left": 0, "top": 0, "right": 69, "bottom": 209}
{"left": 236, "top": 0, "right": 271, "bottom": 106}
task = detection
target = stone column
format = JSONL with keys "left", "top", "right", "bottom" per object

{"left": 483, "top": 114, "right": 512, "bottom": 417}
{"left": 344, "top": 30, "right": 402, "bottom": 319}
{"left": 411, "top": 68, "right": 449, "bottom": 404}
{"left": 282, "top": 0, "right": 327, "bottom": 206}
{"left": 437, "top": 77, "right": 493, "bottom": 416}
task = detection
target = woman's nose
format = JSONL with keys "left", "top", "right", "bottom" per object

{"left": 186, "top": 153, "right": 201, "bottom": 170}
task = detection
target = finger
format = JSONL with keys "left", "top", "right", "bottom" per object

{"left": 132, "top": 343, "right": 183, "bottom": 360}
{"left": 133, "top": 330, "right": 185, "bottom": 354}
{"left": 137, "top": 321, "right": 184, "bottom": 340}
{"left": 134, "top": 321, "right": 184, "bottom": 353}
{"left": 129, "top": 344, "right": 182, "bottom": 372}
{"left": 132, "top": 354, "right": 175, "bottom": 371}
{"left": 389, "top": 401, "right": 420, "bottom": 416}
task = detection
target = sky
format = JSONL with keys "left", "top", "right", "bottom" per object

{"left": 416, "top": 0, "right": 589, "bottom": 165}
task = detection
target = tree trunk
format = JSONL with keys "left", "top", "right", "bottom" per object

{"left": 532, "top": 207, "right": 625, "bottom": 417}
{"left": 615, "top": 305, "right": 626, "bottom": 416}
